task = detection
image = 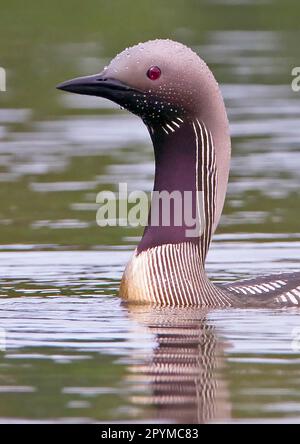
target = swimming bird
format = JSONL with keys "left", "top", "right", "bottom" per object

{"left": 57, "top": 39, "right": 300, "bottom": 308}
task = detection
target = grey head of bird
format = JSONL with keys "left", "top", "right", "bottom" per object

{"left": 57, "top": 39, "right": 224, "bottom": 128}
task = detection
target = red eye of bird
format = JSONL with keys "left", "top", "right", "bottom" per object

{"left": 147, "top": 66, "right": 161, "bottom": 80}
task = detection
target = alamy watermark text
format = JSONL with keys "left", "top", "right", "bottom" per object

{"left": 292, "top": 67, "right": 300, "bottom": 92}
{"left": 0, "top": 67, "right": 6, "bottom": 92}
{"left": 96, "top": 183, "right": 206, "bottom": 238}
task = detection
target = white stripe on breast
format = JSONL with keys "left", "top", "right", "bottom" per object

{"left": 286, "top": 292, "right": 299, "bottom": 305}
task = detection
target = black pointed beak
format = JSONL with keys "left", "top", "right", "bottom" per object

{"left": 57, "top": 74, "right": 136, "bottom": 102}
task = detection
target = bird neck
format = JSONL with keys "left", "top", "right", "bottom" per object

{"left": 137, "top": 117, "right": 219, "bottom": 264}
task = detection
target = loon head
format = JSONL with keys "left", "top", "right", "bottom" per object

{"left": 57, "top": 39, "right": 213, "bottom": 123}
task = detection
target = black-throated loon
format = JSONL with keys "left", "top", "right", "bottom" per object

{"left": 57, "top": 39, "right": 300, "bottom": 308}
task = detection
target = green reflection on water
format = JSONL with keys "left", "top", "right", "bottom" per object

{"left": 0, "top": 350, "right": 132, "bottom": 421}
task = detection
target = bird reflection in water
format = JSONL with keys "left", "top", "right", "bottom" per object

{"left": 125, "top": 306, "right": 231, "bottom": 423}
